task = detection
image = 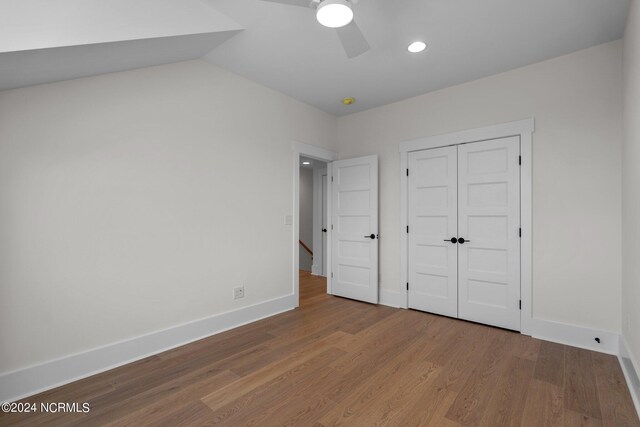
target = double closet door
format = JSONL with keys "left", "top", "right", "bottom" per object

{"left": 407, "top": 136, "right": 521, "bottom": 331}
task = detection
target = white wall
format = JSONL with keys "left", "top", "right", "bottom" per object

{"left": 622, "top": 0, "right": 640, "bottom": 370}
{"left": 299, "top": 166, "right": 313, "bottom": 271}
{"left": 0, "top": 60, "right": 336, "bottom": 375}
{"left": 337, "top": 41, "right": 623, "bottom": 332}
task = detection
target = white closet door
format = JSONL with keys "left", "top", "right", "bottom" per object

{"left": 457, "top": 136, "right": 521, "bottom": 330}
{"left": 408, "top": 147, "right": 458, "bottom": 317}
{"left": 331, "top": 155, "right": 378, "bottom": 304}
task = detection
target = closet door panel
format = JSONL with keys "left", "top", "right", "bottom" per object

{"left": 407, "top": 147, "right": 458, "bottom": 317}
{"left": 457, "top": 136, "right": 521, "bottom": 331}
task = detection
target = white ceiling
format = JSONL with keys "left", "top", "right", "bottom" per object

{"left": 0, "top": 0, "right": 630, "bottom": 115}
{"left": 203, "top": 0, "right": 630, "bottom": 115}
{"left": 300, "top": 156, "right": 325, "bottom": 169}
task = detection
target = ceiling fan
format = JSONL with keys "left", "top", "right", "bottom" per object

{"left": 259, "top": 0, "right": 370, "bottom": 58}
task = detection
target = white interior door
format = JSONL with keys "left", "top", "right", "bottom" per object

{"left": 458, "top": 136, "right": 521, "bottom": 330}
{"left": 408, "top": 147, "right": 458, "bottom": 317}
{"left": 331, "top": 155, "right": 378, "bottom": 304}
{"left": 321, "top": 172, "right": 328, "bottom": 276}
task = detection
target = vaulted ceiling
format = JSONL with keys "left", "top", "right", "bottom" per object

{"left": 0, "top": 0, "right": 242, "bottom": 91}
{"left": 0, "top": 0, "right": 631, "bottom": 116}
{"left": 204, "top": 0, "right": 630, "bottom": 115}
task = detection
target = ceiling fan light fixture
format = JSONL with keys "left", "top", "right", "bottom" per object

{"left": 316, "top": 0, "right": 353, "bottom": 28}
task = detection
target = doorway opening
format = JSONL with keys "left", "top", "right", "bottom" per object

{"left": 299, "top": 156, "right": 328, "bottom": 277}
{"left": 292, "top": 142, "right": 337, "bottom": 307}
{"left": 292, "top": 142, "right": 380, "bottom": 307}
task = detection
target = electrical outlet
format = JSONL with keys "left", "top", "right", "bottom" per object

{"left": 234, "top": 286, "right": 245, "bottom": 300}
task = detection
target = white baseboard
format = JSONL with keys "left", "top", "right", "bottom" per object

{"left": 379, "top": 289, "right": 403, "bottom": 308}
{"left": 529, "top": 318, "right": 619, "bottom": 355}
{"left": 619, "top": 335, "right": 640, "bottom": 418}
{"left": 311, "top": 264, "right": 323, "bottom": 276}
{"left": 0, "top": 294, "right": 296, "bottom": 403}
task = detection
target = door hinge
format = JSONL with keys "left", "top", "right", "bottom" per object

{"left": 519, "top": 155, "right": 521, "bottom": 165}
{"left": 406, "top": 282, "right": 409, "bottom": 291}
{"left": 331, "top": 272, "right": 334, "bottom": 278}
{"left": 519, "top": 299, "right": 522, "bottom": 310}
{"left": 406, "top": 225, "right": 409, "bottom": 233}
{"left": 406, "top": 168, "right": 409, "bottom": 177}
{"left": 331, "top": 176, "right": 334, "bottom": 182}
{"left": 331, "top": 224, "right": 334, "bottom": 230}
{"left": 519, "top": 227, "right": 522, "bottom": 237}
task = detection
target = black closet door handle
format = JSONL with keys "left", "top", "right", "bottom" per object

{"left": 364, "top": 234, "right": 376, "bottom": 239}
{"left": 444, "top": 237, "right": 458, "bottom": 244}
{"left": 322, "top": 229, "right": 327, "bottom": 232}
{"left": 458, "top": 237, "right": 470, "bottom": 244}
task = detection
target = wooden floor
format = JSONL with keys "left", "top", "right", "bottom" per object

{"left": 2, "top": 271, "right": 638, "bottom": 426}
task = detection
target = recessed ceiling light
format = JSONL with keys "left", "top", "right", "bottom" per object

{"left": 342, "top": 97, "right": 356, "bottom": 105}
{"left": 407, "top": 41, "right": 427, "bottom": 53}
{"left": 302, "top": 161, "right": 311, "bottom": 165}
{"left": 316, "top": 0, "right": 354, "bottom": 28}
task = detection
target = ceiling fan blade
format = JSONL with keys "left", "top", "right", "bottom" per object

{"left": 335, "top": 20, "right": 370, "bottom": 59}
{"left": 258, "top": 0, "right": 311, "bottom": 7}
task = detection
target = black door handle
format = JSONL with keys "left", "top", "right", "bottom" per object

{"left": 444, "top": 237, "right": 458, "bottom": 244}
{"left": 322, "top": 229, "right": 327, "bottom": 232}
{"left": 458, "top": 237, "right": 470, "bottom": 244}
{"left": 364, "top": 234, "right": 376, "bottom": 239}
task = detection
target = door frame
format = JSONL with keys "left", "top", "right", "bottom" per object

{"left": 398, "top": 119, "right": 534, "bottom": 335}
{"left": 312, "top": 167, "right": 328, "bottom": 277}
{"left": 292, "top": 142, "right": 337, "bottom": 307}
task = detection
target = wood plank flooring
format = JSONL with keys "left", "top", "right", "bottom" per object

{"left": 1, "top": 271, "right": 638, "bottom": 426}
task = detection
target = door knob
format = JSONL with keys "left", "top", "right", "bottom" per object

{"left": 458, "top": 237, "right": 470, "bottom": 244}
{"left": 364, "top": 234, "right": 376, "bottom": 239}
{"left": 322, "top": 228, "right": 327, "bottom": 232}
{"left": 444, "top": 237, "right": 458, "bottom": 244}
